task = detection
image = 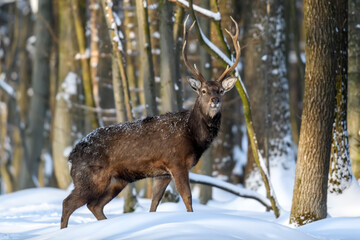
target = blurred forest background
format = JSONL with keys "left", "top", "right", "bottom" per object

{"left": 0, "top": 0, "right": 359, "bottom": 210}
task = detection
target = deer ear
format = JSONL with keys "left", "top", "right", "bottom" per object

{"left": 187, "top": 77, "right": 202, "bottom": 94}
{"left": 221, "top": 77, "right": 237, "bottom": 93}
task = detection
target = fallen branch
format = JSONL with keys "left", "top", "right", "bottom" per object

{"left": 189, "top": 173, "right": 272, "bottom": 210}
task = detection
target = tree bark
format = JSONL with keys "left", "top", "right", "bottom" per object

{"left": 135, "top": 0, "right": 158, "bottom": 116}
{"left": 328, "top": 0, "right": 352, "bottom": 194}
{"left": 290, "top": 0, "right": 337, "bottom": 226}
{"left": 72, "top": 1, "right": 99, "bottom": 129}
{"left": 52, "top": 0, "right": 78, "bottom": 189}
{"left": 173, "top": 6, "right": 184, "bottom": 110}
{"left": 348, "top": 0, "right": 360, "bottom": 178}
{"left": 243, "top": 0, "right": 268, "bottom": 189}
{"left": 25, "top": 0, "right": 52, "bottom": 185}
{"left": 198, "top": 0, "right": 213, "bottom": 205}
{"left": 266, "top": 0, "right": 296, "bottom": 209}
{"left": 159, "top": 0, "right": 178, "bottom": 113}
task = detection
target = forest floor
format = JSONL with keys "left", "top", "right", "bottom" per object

{"left": 0, "top": 180, "right": 359, "bottom": 240}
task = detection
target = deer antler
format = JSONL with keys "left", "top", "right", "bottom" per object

{"left": 182, "top": 15, "right": 206, "bottom": 83}
{"left": 216, "top": 17, "right": 241, "bottom": 82}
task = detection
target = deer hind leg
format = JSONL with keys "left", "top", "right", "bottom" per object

{"left": 149, "top": 176, "right": 171, "bottom": 212}
{"left": 61, "top": 190, "right": 88, "bottom": 229}
{"left": 171, "top": 169, "right": 193, "bottom": 212}
{"left": 87, "top": 177, "right": 128, "bottom": 220}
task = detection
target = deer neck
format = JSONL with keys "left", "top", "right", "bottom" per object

{"left": 188, "top": 100, "right": 221, "bottom": 154}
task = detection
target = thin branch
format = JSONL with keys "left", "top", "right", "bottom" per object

{"left": 169, "top": 0, "right": 221, "bottom": 20}
{"left": 189, "top": 173, "right": 272, "bottom": 210}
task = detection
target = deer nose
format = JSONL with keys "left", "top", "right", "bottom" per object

{"left": 211, "top": 97, "right": 219, "bottom": 104}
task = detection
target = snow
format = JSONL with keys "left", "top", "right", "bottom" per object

{"left": 29, "top": 0, "right": 38, "bottom": 13}
{"left": 0, "top": 183, "right": 359, "bottom": 239}
{"left": 328, "top": 178, "right": 360, "bottom": 217}
{"left": 0, "top": 73, "right": 15, "bottom": 97}
{"left": 176, "top": 0, "right": 221, "bottom": 21}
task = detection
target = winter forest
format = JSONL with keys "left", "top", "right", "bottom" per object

{"left": 0, "top": 0, "right": 360, "bottom": 239}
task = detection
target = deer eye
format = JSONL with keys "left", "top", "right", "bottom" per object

{"left": 219, "top": 89, "right": 224, "bottom": 95}
{"left": 201, "top": 89, "right": 207, "bottom": 94}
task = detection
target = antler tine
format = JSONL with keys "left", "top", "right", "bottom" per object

{"left": 182, "top": 15, "right": 206, "bottom": 83}
{"left": 216, "top": 17, "right": 241, "bottom": 82}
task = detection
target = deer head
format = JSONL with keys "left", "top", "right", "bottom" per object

{"left": 183, "top": 16, "right": 241, "bottom": 118}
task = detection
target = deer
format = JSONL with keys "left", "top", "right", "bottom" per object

{"left": 60, "top": 16, "right": 240, "bottom": 229}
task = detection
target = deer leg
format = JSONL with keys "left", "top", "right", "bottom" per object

{"left": 61, "top": 190, "right": 88, "bottom": 229}
{"left": 171, "top": 169, "right": 193, "bottom": 212}
{"left": 87, "top": 177, "right": 127, "bottom": 220}
{"left": 149, "top": 176, "right": 171, "bottom": 212}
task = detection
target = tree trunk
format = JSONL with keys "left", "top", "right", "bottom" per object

{"left": 52, "top": 0, "right": 78, "bottom": 189}
{"left": 199, "top": 0, "right": 213, "bottom": 205}
{"left": 135, "top": 0, "right": 158, "bottom": 116}
{"left": 328, "top": 0, "right": 352, "bottom": 194}
{"left": 266, "top": 0, "right": 296, "bottom": 210}
{"left": 159, "top": 0, "right": 178, "bottom": 113}
{"left": 243, "top": 0, "right": 268, "bottom": 190}
{"left": 25, "top": 0, "right": 52, "bottom": 185}
{"left": 123, "top": 0, "right": 141, "bottom": 118}
{"left": 72, "top": 1, "right": 99, "bottom": 130}
{"left": 173, "top": 6, "right": 184, "bottom": 110}
{"left": 290, "top": 0, "right": 337, "bottom": 226}
{"left": 348, "top": 0, "right": 360, "bottom": 178}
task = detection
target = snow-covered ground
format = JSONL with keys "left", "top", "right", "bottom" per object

{"left": 0, "top": 180, "right": 360, "bottom": 240}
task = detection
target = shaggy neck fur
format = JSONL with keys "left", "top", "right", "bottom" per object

{"left": 188, "top": 99, "right": 221, "bottom": 159}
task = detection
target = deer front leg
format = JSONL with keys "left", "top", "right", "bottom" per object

{"left": 150, "top": 176, "right": 171, "bottom": 212}
{"left": 171, "top": 169, "right": 193, "bottom": 212}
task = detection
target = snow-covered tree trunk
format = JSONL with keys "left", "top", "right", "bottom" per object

{"left": 348, "top": 0, "right": 360, "bottom": 178}
{"left": 243, "top": 0, "right": 296, "bottom": 211}
{"left": 328, "top": 0, "right": 352, "bottom": 194}
{"left": 243, "top": 0, "right": 267, "bottom": 189}
{"left": 266, "top": 0, "right": 296, "bottom": 210}
{"left": 290, "top": 0, "right": 337, "bottom": 226}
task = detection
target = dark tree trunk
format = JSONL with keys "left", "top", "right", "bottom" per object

{"left": 290, "top": 0, "right": 337, "bottom": 226}
{"left": 328, "top": 0, "right": 352, "bottom": 194}
{"left": 243, "top": 0, "right": 267, "bottom": 189}
{"left": 25, "top": 0, "right": 53, "bottom": 183}
{"left": 348, "top": 0, "right": 360, "bottom": 178}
